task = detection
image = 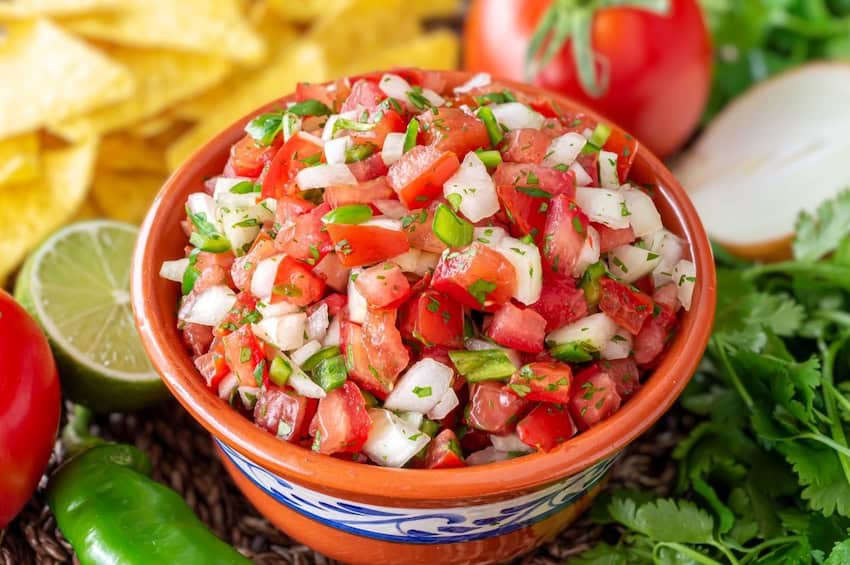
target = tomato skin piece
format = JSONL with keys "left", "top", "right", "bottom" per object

{"left": 424, "top": 429, "right": 467, "bottom": 469}
{"left": 313, "top": 381, "right": 371, "bottom": 455}
{"left": 516, "top": 403, "right": 577, "bottom": 452}
{"left": 222, "top": 325, "right": 267, "bottom": 386}
{"left": 277, "top": 203, "right": 334, "bottom": 264}
{"left": 271, "top": 256, "right": 326, "bottom": 307}
{"left": 467, "top": 381, "right": 531, "bottom": 434}
{"left": 354, "top": 262, "right": 411, "bottom": 309}
{"left": 341, "top": 79, "right": 384, "bottom": 113}
{"left": 261, "top": 134, "right": 324, "bottom": 199}
{"left": 501, "top": 128, "right": 550, "bottom": 164}
{"left": 634, "top": 305, "right": 678, "bottom": 367}
{"left": 228, "top": 134, "right": 281, "bottom": 178}
{"left": 431, "top": 243, "right": 516, "bottom": 311}
{"left": 0, "top": 291, "right": 61, "bottom": 528}
{"left": 599, "top": 277, "right": 654, "bottom": 335}
{"left": 254, "top": 386, "right": 317, "bottom": 441}
{"left": 595, "top": 223, "right": 636, "bottom": 253}
{"left": 463, "top": 0, "right": 711, "bottom": 158}
{"left": 543, "top": 195, "right": 589, "bottom": 276}
{"left": 601, "top": 358, "right": 641, "bottom": 398}
{"left": 509, "top": 361, "right": 572, "bottom": 404}
{"left": 193, "top": 340, "right": 228, "bottom": 389}
{"left": 569, "top": 366, "right": 622, "bottom": 430}
{"left": 324, "top": 177, "right": 395, "bottom": 208}
{"left": 387, "top": 145, "right": 460, "bottom": 209}
{"left": 528, "top": 272, "right": 588, "bottom": 332}
{"left": 409, "top": 290, "right": 465, "bottom": 348}
{"left": 326, "top": 223, "right": 410, "bottom": 267}
{"left": 487, "top": 303, "right": 547, "bottom": 354}
{"left": 419, "top": 107, "right": 490, "bottom": 156}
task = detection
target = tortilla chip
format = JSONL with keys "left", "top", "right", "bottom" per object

{"left": 0, "top": 20, "right": 133, "bottom": 138}
{"left": 97, "top": 133, "right": 167, "bottom": 174}
{"left": 310, "top": 0, "right": 422, "bottom": 71}
{"left": 338, "top": 30, "right": 460, "bottom": 77}
{"left": 63, "top": 0, "right": 265, "bottom": 64}
{"left": 49, "top": 47, "right": 231, "bottom": 141}
{"left": 0, "top": 133, "right": 40, "bottom": 186}
{"left": 265, "top": 0, "right": 343, "bottom": 22}
{"left": 166, "top": 41, "right": 328, "bottom": 170}
{"left": 127, "top": 113, "right": 179, "bottom": 138}
{"left": 0, "top": 139, "right": 97, "bottom": 281}
{"left": 72, "top": 197, "right": 103, "bottom": 222}
{"left": 0, "top": 0, "right": 117, "bottom": 18}
{"left": 408, "top": 0, "right": 462, "bottom": 18}
{"left": 90, "top": 170, "right": 163, "bottom": 224}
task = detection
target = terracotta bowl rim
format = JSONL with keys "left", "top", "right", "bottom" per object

{"left": 131, "top": 69, "right": 717, "bottom": 503}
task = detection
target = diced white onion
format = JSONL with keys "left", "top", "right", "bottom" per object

{"left": 649, "top": 229, "right": 685, "bottom": 287}
{"left": 672, "top": 259, "right": 697, "bottom": 311}
{"left": 443, "top": 151, "right": 499, "bottom": 222}
{"left": 607, "top": 244, "right": 663, "bottom": 284}
{"left": 373, "top": 198, "right": 408, "bottom": 219}
{"left": 396, "top": 411, "right": 424, "bottom": 430}
{"left": 323, "top": 135, "right": 351, "bottom": 165}
{"left": 186, "top": 193, "right": 221, "bottom": 231}
{"left": 383, "top": 358, "right": 454, "bottom": 414}
{"left": 321, "top": 111, "right": 357, "bottom": 141}
{"left": 159, "top": 258, "right": 188, "bottom": 282}
{"left": 381, "top": 132, "right": 406, "bottom": 166}
{"left": 571, "top": 224, "right": 600, "bottom": 279}
{"left": 360, "top": 217, "right": 403, "bottom": 231}
{"left": 257, "top": 300, "right": 300, "bottom": 318}
{"left": 179, "top": 285, "right": 237, "bottom": 327}
{"left": 252, "top": 313, "right": 307, "bottom": 352}
{"left": 237, "top": 386, "right": 260, "bottom": 410}
{"left": 306, "top": 303, "right": 330, "bottom": 342}
{"left": 422, "top": 88, "right": 445, "bottom": 107}
{"left": 323, "top": 315, "right": 341, "bottom": 347}
{"left": 218, "top": 372, "right": 238, "bottom": 400}
{"left": 218, "top": 206, "right": 261, "bottom": 256}
{"left": 601, "top": 328, "right": 633, "bottom": 360}
{"left": 466, "top": 446, "right": 511, "bottom": 466}
{"left": 282, "top": 112, "right": 301, "bottom": 142}
{"left": 363, "top": 408, "right": 431, "bottom": 468}
{"left": 250, "top": 254, "right": 285, "bottom": 300}
{"left": 296, "top": 164, "right": 357, "bottom": 190}
{"left": 378, "top": 73, "right": 412, "bottom": 103}
{"left": 347, "top": 269, "right": 367, "bottom": 324}
{"left": 570, "top": 162, "right": 593, "bottom": 186}
{"left": 473, "top": 226, "right": 507, "bottom": 246}
{"left": 493, "top": 235, "right": 542, "bottom": 305}
{"left": 547, "top": 312, "right": 618, "bottom": 351}
{"left": 427, "top": 388, "right": 460, "bottom": 421}
{"left": 298, "top": 130, "right": 326, "bottom": 147}
{"left": 598, "top": 150, "right": 620, "bottom": 188}
{"left": 621, "top": 188, "right": 662, "bottom": 238}
{"left": 575, "top": 187, "right": 630, "bottom": 229}
{"left": 490, "top": 433, "right": 534, "bottom": 453}
{"left": 454, "top": 72, "right": 491, "bottom": 94}
{"left": 490, "top": 102, "right": 544, "bottom": 130}
{"left": 291, "top": 340, "right": 322, "bottom": 366}
{"left": 285, "top": 356, "right": 326, "bottom": 399}
{"left": 212, "top": 176, "right": 252, "bottom": 200}
{"left": 390, "top": 248, "right": 438, "bottom": 277}
{"left": 543, "top": 132, "right": 587, "bottom": 167}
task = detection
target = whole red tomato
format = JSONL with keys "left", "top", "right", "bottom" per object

{"left": 0, "top": 290, "right": 61, "bottom": 527}
{"left": 464, "top": 0, "right": 711, "bottom": 158}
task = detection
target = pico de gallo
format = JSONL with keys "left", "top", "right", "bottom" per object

{"left": 160, "top": 70, "right": 697, "bottom": 469}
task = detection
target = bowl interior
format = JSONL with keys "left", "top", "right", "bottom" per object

{"left": 132, "top": 72, "right": 716, "bottom": 505}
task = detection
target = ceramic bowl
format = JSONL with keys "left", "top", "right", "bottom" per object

{"left": 132, "top": 69, "right": 716, "bottom": 564}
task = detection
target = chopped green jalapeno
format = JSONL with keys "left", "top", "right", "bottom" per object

{"left": 448, "top": 349, "right": 516, "bottom": 383}
{"left": 322, "top": 204, "right": 373, "bottom": 225}
{"left": 476, "top": 106, "right": 504, "bottom": 146}
{"left": 432, "top": 204, "right": 473, "bottom": 248}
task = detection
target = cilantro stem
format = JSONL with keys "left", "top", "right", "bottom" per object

{"left": 652, "top": 542, "right": 726, "bottom": 565}
{"left": 824, "top": 380, "right": 850, "bottom": 416}
{"left": 819, "top": 335, "right": 850, "bottom": 493}
{"left": 744, "top": 262, "right": 850, "bottom": 292}
{"left": 711, "top": 339, "right": 755, "bottom": 410}
{"left": 738, "top": 536, "right": 806, "bottom": 564}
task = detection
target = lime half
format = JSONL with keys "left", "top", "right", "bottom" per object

{"left": 15, "top": 220, "right": 166, "bottom": 412}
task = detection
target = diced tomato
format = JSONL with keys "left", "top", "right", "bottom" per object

{"left": 232, "top": 232, "right": 278, "bottom": 291}
{"left": 424, "top": 429, "right": 466, "bottom": 469}
{"left": 653, "top": 283, "right": 681, "bottom": 312}
{"left": 222, "top": 325, "right": 267, "bottom": 386}
{"left": 295, "top": 82, "right": 335, "bottom": 108}
{"left": 600, "top": 358, "right": 641, "bottom": 398}
{"left": 569, "top": 366, "right": 622, "bottom": 430}
{"left": 458, "top": 427, "right": 490, "bottom": 452}
{"left": 194, "top": 250, "right": 236, "bottom": 275}
{"left": 516, "top": 403, "right": 577, "bottom": 452}
{"left": 387, "top": 145, "right": 460, "bottom": 208}
{"left": 528, "top": 272, "right": 588, "bottom": 332}
{"left": 467, "top": 381, "right": 530, "bottom": 434}
{"left": 214, "top": 291, "right": 258, "bottom": 337}
{"left": 603, "top": 128, "right": 639, "bottom": 183}
{"left": 487, "top": 303, "right": 547, "bottom": 353}
{"left": 405, "top": 290, "right": 464, "bottom": 348}
{"left": 325, "top": 223, "right": 410, "bottom": 267}
{"left": 540, "top": 117, "right": 568, "bottom": 139}
{"left": 277, "top": 203, "right": 334, "bottom": 264}
{"left": 312, "top": 381, "right": 371, "bottom": 455}
{"left": 274, "top": 195, "right": 316, "bottom": 225}
{"left": 324, "top": 177, "right": 394, "bottom": 208}
{"left": 270, "top": 256, "right": 326, "bottom": 307}
{"left": 308, "top": 293, "right": 347, "bottom": 318}
{"left": 420, "top": 344, "right": 454, "bottom": 367}
{"left": 194, "top": 340, "right": 228, "bottom": 389}
{"left": 496, "top": 184, "right": 550, "bottom": 242}
{"left": 354, "top": 262, "right": 411, "bottom": 308}
{"left": 182, "top": 323, "right": 213, "bottom": 357}
{"left": 348, "top": 152, "right": 389, "bottom": 182}
{"left": 492, "top": 163, "right": 575, "bottom": 197}
{"left": 508, "top": 361, "right": 572, "bottom": 404}
{"left": 595, "top": 223, "right": 636, "bottom": 253}
{"left": 599, "top": 277, "right": 654, "bottom": 335}
{"left": 431, "top": 243, "right": 516, "bottom": 311}
{"left": 341, "top": 79, "right": 384, "bottom": 113}
{"left": 261, "top": 134, "right": 324, "bottom": 199}
{"left": 352, "top": 110, "right": 405, "bottom": 147}
{"left": 341, "top": 322, "right": 382, "bottom": 396}
{"left": 254, "top": 386, "right": 317, "bottom": 441}
{"left": 419, "top": 107, "right": 489, "bottom": 156}
{"left": 541, "top": 195, "right": 589, "bottom": 276}
{"left": 574, "top": 152, "right": 599, "bottom": 186}
{"left": 500, "top": 128, "right": 550, "bottom": 164}
{"left": 402, "top": 203, "right": 447, "bottom": 253}
{"left": 361, "top": 308, "right": 409, "bottom": 390}
{"left": 634, "top": 305, "right": 677, "bottom": 366}
{"left": 313, "top": 252, "right": 350, "bottom": 292}
{"left": 228, "top": 134, "right": 281, "bottom": 178}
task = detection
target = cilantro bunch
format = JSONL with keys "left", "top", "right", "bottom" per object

{"left": 576, "top": 192, "right": 850, "bottom": 564}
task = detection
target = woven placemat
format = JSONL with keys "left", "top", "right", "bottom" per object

{"left": 0, "top": 400, "right": 689, "bottom": 564}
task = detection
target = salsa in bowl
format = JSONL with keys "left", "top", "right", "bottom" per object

{"left": 157, "top": 70, "right": 699, "bottom": 470}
